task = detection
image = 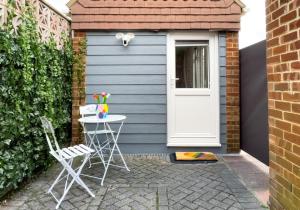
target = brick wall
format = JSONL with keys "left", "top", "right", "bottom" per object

{"left": 226, "top": 32, "right": 240, "bottom": 153}
{"left": 72, "top": 31, "right": 86, "bottom": 145}
{"left": 266, "top": 0, "right": 300, "bottom": 209}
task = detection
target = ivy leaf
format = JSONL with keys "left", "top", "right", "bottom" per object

{"left": 4, "top": 139, "right": 12, "bottom": 146}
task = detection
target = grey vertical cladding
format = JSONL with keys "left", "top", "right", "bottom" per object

{"left": 86, "top": 32, "right": 167, "bottom": 144}
{"left": 219, "top": 33, "right": 227, "bottom": 146}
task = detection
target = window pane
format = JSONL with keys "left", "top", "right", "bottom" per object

{"left": 175, "top": 41, "right": 209, "bottom": 88}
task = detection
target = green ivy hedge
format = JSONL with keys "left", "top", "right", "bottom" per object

{"left": 0, "top": 2, "right": 73, "bottom": 196}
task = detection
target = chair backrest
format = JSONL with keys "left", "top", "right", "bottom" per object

{"left": 80, "top": 104, "right": 97, "bottom": 117}
{"left": 40, "top": 116, "right": 61, "bottom": 154}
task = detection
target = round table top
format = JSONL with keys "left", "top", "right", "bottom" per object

{"left": 78, "top": 115, "right": 126, "bottom": 123}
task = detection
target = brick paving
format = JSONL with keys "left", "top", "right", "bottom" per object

{"left": 1, "top": 155, "right": 266, "bottom": 210}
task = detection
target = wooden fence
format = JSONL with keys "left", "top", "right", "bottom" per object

{"left": 0, "top": 0, "right": 70, "bottom": 48}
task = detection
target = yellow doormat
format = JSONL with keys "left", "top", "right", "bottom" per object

{"left": 175, "top": 152, "right": 218, "bottom": 161}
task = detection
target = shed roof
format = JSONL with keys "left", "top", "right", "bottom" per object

{"left": 69, "top": 0, "right": 245, "bottom": 31}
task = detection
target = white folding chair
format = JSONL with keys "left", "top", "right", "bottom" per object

{"left": 79, "top": 104, "right": 97, "bottom": 118}
{"left": 79, "top": 105, "right": 115, "bottom": 167}
{"left": 40, "top": 117, "right": 95, "bottom": 209}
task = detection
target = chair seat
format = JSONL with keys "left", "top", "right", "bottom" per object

{"left": 85, "top": 130, "right": 115, "bottom": 135}
{"left": 52, "top": 144, "right": 95, "bottom": 160}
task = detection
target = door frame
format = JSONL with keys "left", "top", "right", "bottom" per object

{"left": 166, "top": 31, "right": 221, "bottom": 147}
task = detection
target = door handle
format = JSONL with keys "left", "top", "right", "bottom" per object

{"left": 170, "top": 78, "right": 177, "bottom": 87}
{"left": 170, "top": 78, "right": 179, "bottom": 88}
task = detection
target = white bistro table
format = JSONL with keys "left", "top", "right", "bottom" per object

{"left": 78, "top": 115, "right": 130, "bottom": 185}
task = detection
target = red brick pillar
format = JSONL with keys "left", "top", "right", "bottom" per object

{"left": 72, "top": 31, "right": 86, "bottom": 144}
{"left": 266, "top": 0, "right": 300, "bottom": 209}
{"left": 226, "top": 32, "right": 240, "bottom": 153}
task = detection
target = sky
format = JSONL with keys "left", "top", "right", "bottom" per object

{"left": 239, "top": 0, "right": 266, "bottom": 49}
{"left": 46, "top": 0, "right": 266, "bottom": 49}
{"left": 45, "top": 0, "right": 69, "bottom": 14}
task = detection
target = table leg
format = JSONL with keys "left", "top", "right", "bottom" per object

{"left": 86, "top": 123, "right": 107, "bottom": 168}
{"left": 100, "top": 121, "right": 129, "bottom": 186}
{"left": 107, "top": 122, "right": 130, "bottom": 171}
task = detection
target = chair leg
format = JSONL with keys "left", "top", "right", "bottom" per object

{"left": 56, "top": 176, "right": 76, "bottom": 209}
{"left": 52, "top": 155, "right": 95, "bottom": 209}
{"left": 73, "top": 155, "right": 95, "bottom": 197}
{"left": 81, "top": 122, "right": 92, "bottom": 168}
{"left": 48, "top": 166, "right": 67, "bottom": 193}
{"left": 62, "top": 155, "right": 95, "bottom": 197}
{"left": 48, "top": 159, "right": 73, "bottom": 194}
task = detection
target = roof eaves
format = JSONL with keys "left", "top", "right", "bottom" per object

{"left": 67, "top": 0, "right": 247, "bottom": 14}
{"left": 67, "top": 0, "right": 247, "bottom": 8}
{"left": 67, "top": 0, "right": 78, "bottom": 8}
{"left": 234, "top": 0, "right": 246, "bottom": 9}
{"left": 235, "top": 0, "right": 247, "bottom": 15}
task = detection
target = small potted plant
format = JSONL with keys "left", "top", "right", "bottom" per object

{"left": 93, "top": 92, "right": 110, "bottom": 119}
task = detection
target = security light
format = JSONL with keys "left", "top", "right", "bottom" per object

{"left": 115, "top": 33, "right": 135, "bottom": 47}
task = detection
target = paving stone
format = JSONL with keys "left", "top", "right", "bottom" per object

{"left": 238, "top": 196, "right": 261, "bottom": 203}
{"left": 158, "top": 206, "right": 169, "bottom": 210}
{"left": 239, "top": 202, "right": 262, "bottom": 209}
{"left": 60, "top": 200, "right": 76, "bottom": 210}
{"left": 222, "top": 198, "right": 236, "bottom": 206}
{"left": 2, "top": 155, "right": 263, "bottom": 210}
{"left": 228, "top": 207, "right": 242, "bottom": 210}
{"left": 100, "top": 187, "right": 156, "bottom": 209}
{"left": 179, "top": 199, "right": 199, "bottom": 209}
{"left": 212, "top": 207, "right": 225, "bottom": 210}
{"left": 0, "top": 206, "right": 18, "bottom": 210}
{"left": 158, "top": 187, "right": 168, "bottom": 206}
{"left": 86, "top": 206, "right": 98, "bottom": 210}
{"left": 3, "top": 200, "right": 25, "bottom": 207}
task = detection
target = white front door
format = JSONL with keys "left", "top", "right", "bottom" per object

{"left": 167, "top": 32, "right": 220, "bottom": 147}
